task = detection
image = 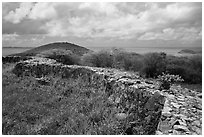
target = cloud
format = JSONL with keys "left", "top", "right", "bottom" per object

{"left": 4, "top": 2, "right": 33, "bottom": 24}
{"left": 78, "top": 2, "right": 119, "bottom": 15}
{"left": 2, "top": 19, "right": 47, "bottom": 35}
{"left": 2, "top": 34, "right": 47, "bottom": 47}
{"left": 2, "top": 33, "right": 19, "bottom": 41}
{"left": 2, "top": 2, "right": 202, "bottom": 42}
{"left": 29, "top": 3, "right": 57, "bottom": 20}
{"left": 138, "top": 27, "right": 202, "bottom": 41}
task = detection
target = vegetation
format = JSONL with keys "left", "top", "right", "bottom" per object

{"left": 158, "top": 73, "right": 184, "bottom": 90}
{"left": 2, "top": 47, "right": 201, "bottom": 135}
{"left": 166, "top": 55, "right": 202, "bottom": 84}
{"left": 81, "top": 50, "right": 114, "bottom": 68}
{"left": 81, "top": 48, "right": 143, "bottom": 71}
{"left": 37, "top": 49, "right": 80, "bottom": 65}
{"left": 2, "top": 64, "right": 129, "bottom": 135}
{"left": 142, "top": 52, "right": 166, "bottom": 78}
{"left": 12, "top": 42, "right": 91, "bottom": 57}
{"left": 6, "top": 42, "right": 201, "bottom": 84}
{"left": 81, "top": 49, "right": 201, "bottom": 84}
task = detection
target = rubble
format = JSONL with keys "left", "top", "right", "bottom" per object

{"left": 157, "top": 85, "right": 202, "bottom": 135}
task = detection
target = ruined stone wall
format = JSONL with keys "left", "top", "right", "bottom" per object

{"left": 12, "top": 57, "right": 165, "bottom": 135}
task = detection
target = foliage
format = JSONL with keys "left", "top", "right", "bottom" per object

{"left": 81, "top": 49, "right": 201, "bottom": 84}
{"left": 142, "top": 52, "right": 167, "bottom": 78}
{"left": 166, "top": 55, "right": 202, "bottom": 84}
{"left": 81, "top": 49, "right": 144, "bottom": 72}
{"left": 38, "top": 49, "right": 80, "bottom": 65}
{"left": 81, "top": 50, "right": 114, "bottom": 68}
{"left": 158, "top": 73, "right": 184, "bottom": 90}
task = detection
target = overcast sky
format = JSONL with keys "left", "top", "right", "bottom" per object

{"left": 2, "top": 2, "right": 202, "bottom": 48}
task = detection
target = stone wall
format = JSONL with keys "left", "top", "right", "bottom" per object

{"left": 12, "top": 57, "right": 165, "bottom": 135}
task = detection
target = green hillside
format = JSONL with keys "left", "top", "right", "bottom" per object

{"left": 13, "top": 42, "right": 91, "bottom": 56}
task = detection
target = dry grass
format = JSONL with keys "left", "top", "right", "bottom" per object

{"left": 2, "top": 64, "right": 125, "bottom": 135}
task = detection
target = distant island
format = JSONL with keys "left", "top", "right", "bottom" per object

{"left": 178, "top": 49, "right": 199, "bottom": 54}
{"left": 10, "top": 42, "right": 91, "bottom": 57}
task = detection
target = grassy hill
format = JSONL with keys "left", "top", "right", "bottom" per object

{"left": 12, "top": 42, "right": 91, "bottom": 56}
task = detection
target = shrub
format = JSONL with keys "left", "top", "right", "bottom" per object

{"left": 189, "top": 55, "right": 202, "bottom": 72}
{"left": 166, "top": 65, "right": 186, "bottom": 77}
{"left": 112, "top": 49, "right": 129, "bottom": 69}
{"left": 82, "top": 49, "right": 144, "bottom": 72}
{"left": 183, "top": 68, "right": 202, "bottom": 84}
{"left": 39, "top": 49, "right": 80, "bottom": 65}
{"left": 158, "top": 73, "right": 184, "bottom": 90}
{"left": 82, "top": 50, "right": 201, "bottom": 84}
{"left": 124, "top": 56, "right": 144, "bottom": 72}
{"left": 142, "top": 52, "right": 167, "bottom": 78}
{"left": 166, "top": 55, "right": 202, "bottom": 84}
{"left": 81, "top": 50, "right": 114, "bottom": 68}
{"left": 166, "top": 55, "right": 189, "bottom": 66}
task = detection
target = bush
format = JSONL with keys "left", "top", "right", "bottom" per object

{"left": 112, "top": 49, "right": 129, "bottom": 69}
{"left": 81, "top": 50, "right": 114, "bottom": 68}
{"left": 142, "top": 52, "right": 167, "bottom": 78}
{"left": 38, "top": 49, "right": 80, "bottom": 65}
{"left": 123, "top": 56, "right": 144, "bottom": 72}
{"left": 183, "top": 68, "right": 202, "bottom": 84}
{"left": 112, "top": 49, "right": 142, "bottom": 71}
{"left": 189, "top": 55, "right": 202, "bottom": 72}
{"left": 158, "top": 73, "right": 184, "bottom": 90}
{"left": 166, "top": 65, "right": 186, "bottom": 77}
{"left": 82, "top": 49, "right": 144, "bottom": 72}
{"left": 166, "top": 55, "right": 202, "bottom": 84}
{"left": 82, "top": 49, "right": 201, "bottom": 84}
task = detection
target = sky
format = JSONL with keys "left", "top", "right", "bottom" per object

{"left": 2, "top": 2, "right": 202, "bottom": 48}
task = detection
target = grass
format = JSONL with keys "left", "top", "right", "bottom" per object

{"left": 2, "top": 64, "right": 127, "bottom": 135}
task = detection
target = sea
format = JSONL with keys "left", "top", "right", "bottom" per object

{"left": 2, "top": 46, "right": 202, "bottom": 56}
{"left": 88, "top": 46, "right": 202, "bottom": 56}
{"left": 2, "top": 47, "right": 33, "bottom": 56}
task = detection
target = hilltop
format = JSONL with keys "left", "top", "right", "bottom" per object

{"left": 12, "top": 42, "right": 91, "bottom": 56}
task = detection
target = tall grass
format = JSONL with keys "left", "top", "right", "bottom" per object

{"left": 2, "top": 66, "right": 126, "bottom": 135}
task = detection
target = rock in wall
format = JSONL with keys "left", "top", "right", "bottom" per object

{"left": 12, "top": 57, "right": 166, "bottom": 135}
